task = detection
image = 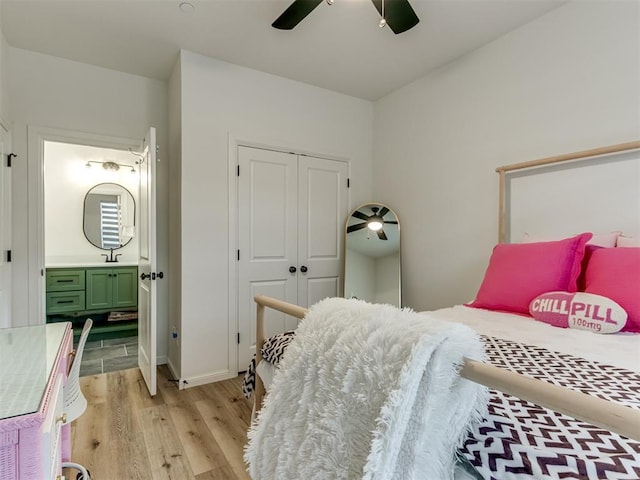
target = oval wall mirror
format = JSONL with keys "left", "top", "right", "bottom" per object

{"left": 344, "top": 203, "right": 401, "bottom": 306}
{"left": 83, "top": 182, "right": 135, "bottom": 250}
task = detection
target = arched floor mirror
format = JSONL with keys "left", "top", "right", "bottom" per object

{"left": 344, "top": 203, "right": 401, "bottom": 306}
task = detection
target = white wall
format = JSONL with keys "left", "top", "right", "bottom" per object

{"left": 0, "top": 24, "right": 8, "bottom": 122}
{"left": 8, "top": 48, "right": 170, "bottom": 361}
{"left": 373, "top": 0, "right": 640, "bottom": 311}
{"left": 174, "top": 50, "right": 374, "bottom": 383}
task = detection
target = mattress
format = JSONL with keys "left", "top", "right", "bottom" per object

{"left": 428, "top": 305, "right": 640, "bottom": 372}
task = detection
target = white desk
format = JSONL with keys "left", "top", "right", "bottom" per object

{"left": 0, "top": 323, "right": 73, "bottom": 480}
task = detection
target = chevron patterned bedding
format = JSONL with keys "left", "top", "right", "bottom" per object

{"left": 460, "top": 336, "right": 640, "bottom": 479}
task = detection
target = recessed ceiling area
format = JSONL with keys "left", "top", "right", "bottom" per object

{"left": 0, "top": 0, "right": 565, "bottom": 100}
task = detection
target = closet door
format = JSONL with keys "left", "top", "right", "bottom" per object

{"left": 238, "top": 147, "right": 299, "bottom": 369}
{"left": 237, "top": 147, "right": 349, "bottom": 370}
{"left": 297, "top": 156, "right": 348, "bottom": 307}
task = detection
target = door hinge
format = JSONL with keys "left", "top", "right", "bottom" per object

{"left": 237, "top": 249, "right": 240, "bottom": 261}
{"left": 347, "top": 178, "right": 350, "bottom": 188}
{"left": 5, "top": 250, "right": 10, "bottom": 262}
{"left": 237, "top": 165, "right": 240, "bottom": 176}
{"left": 7, "top": 153, "right": 16, "bottom": 167}
{"left": 237, "top": 332, "right": 240, "bottom": 344}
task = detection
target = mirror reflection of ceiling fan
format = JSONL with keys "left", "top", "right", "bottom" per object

{"left": 272, "top": 0, "right": 420, "bottom": 35}
{"left": 347, "top": 206, "right": 398, "bottom": 240}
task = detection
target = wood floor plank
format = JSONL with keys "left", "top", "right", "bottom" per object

{"left": 106, "top": 369, "right": 154, "bottom": 479}
{"left": 139, "top": 404, "right": 195, "bottom": 479}
{"left": 68, "top": 401, "right": 110, "bottom": 477}
{"left": 124, "top": 367, "right": 166, "bottom": 410}
{"left": 71, "top": 367, "right": 254, "bottom": 480}
{"left": 195, "top": 397, "right": 251, "bottom": 480}
{"left": 195, "top": 465, "right": 239, "bottom": 480}
{"left": 158, "top": 371, "right": 231, "bottom": 475}
{"left": 79, "top": 372, "right": 108, "bottom": 405}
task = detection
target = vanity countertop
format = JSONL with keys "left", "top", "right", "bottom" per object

{"left": 46, "top": 261, "right": 139, "bottom": 268}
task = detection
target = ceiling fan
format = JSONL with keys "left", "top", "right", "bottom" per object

{"left": 347, "top": 206, "right": 398, "bottom": 240}
{"left": 272, "top": 0, "right": 420, "bottom": 35}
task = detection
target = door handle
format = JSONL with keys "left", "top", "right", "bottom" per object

{"left": 289, "top": 266, "right": 297, "bottom": 274}
{"left": 141, "top": 272, "right": 163, "bottom": 280}
{"left": 300, "top": 265, "right": 308, "bottom": 273}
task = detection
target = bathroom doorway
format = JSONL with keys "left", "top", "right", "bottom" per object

{"left": 44, "top": 140, "right": 141, "bottom": 376}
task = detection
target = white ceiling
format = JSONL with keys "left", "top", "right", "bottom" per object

{"left": 0, "top": 0, "right": 564, "bottom": 100}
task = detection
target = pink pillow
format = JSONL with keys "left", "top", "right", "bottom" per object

{"left": 529, "top": 291, "right": 627, "bottom": 334}
{"left": 468, "top": 233, "right": 592, "bottom": 315}
{"left": 584, "top": 247, "right": 640, "bottom": 332}
{"left": 577, "top": 244, "right": 602, "bottom": 291}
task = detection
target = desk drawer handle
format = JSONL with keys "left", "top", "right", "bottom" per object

{"left": 57, "top": 300, "right": 74, "bottom": 304}
{"left": 56, "top": 279, "right": 74, "bottom": 283}
{"left": 56, "top": 413, "right": 67, "bottom": 424}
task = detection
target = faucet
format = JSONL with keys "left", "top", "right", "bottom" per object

{"left": 101, "top": 248, "right": 122, "bottom": 263}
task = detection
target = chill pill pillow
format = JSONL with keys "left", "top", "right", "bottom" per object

{"left": 529, "top": 291, "right": 627, "bottom": 334}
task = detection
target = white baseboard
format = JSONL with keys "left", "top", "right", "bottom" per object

{"left": 178, "top": 369, "right": 236, "bottom": 390}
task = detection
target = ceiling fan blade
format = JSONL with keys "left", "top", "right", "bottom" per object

{"left": 272, "top": 0, "right": 324, "bottom": 30}
{"left": 371, "top": 0, "right": 419, "bottom": 35}
{"left": 384, "top": 220, "right": 398, "bottom": 224}
{"left": 347, "top": 223, "right": 368, "bottom": 233}
{"left": 378, "top": 207, "right": 389, "bottom": 217}
{"left": 377, "top": 229, "right": 388, "bottom": 240}
{"left": 351, "top": 210, "right": 370, "bottom": 221}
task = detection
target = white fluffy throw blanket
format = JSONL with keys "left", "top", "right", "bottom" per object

{"left": 245, "top": 298, "right": 488, "bottom": 480}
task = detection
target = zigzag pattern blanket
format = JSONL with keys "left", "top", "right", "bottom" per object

{"left": 460, "top": 336, "right": 640, "bottom": 479}
{"left": 244, "top": 298, "right": 488, "bottom": 480}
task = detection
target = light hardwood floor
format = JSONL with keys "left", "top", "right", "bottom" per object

{"left": 66, "top": 366, "right": 253, "bottom": 480}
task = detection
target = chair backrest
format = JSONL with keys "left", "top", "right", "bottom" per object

{"left": 64, "top": 318, "right": 93, "bottom": 423}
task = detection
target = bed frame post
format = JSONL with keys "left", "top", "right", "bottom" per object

{"left": 254, "top": 302, "right": 266, "bottom": 412}
{"left": 497, "top": 169, "right": 506, "bottom": 243}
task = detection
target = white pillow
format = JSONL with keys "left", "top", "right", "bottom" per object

{"left": 521, "top": 231, "right": 620, "bottom": 248}
{"left": 617, "top": 235, "right": 640, "bottom": 247}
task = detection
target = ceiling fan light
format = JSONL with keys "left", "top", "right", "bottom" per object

{"left": 368, "top": 220, "right": 383, "bottom": 231}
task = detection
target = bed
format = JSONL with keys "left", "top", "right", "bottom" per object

{"left": 242, "top": 141, "right": 640, "bottom": 480}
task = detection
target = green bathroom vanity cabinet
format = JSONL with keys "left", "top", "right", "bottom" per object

{"left": 46, "top": 266, "right": 138, "bottom": 341}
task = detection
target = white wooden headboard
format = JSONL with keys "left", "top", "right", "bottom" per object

{"left": 496, "top": 142, "right": 640, "bottom": 243}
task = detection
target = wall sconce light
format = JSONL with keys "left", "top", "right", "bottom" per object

{"left": 85, "top": 160, "right": 136, "bottom": 173}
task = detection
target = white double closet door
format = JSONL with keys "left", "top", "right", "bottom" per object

{"left": 237, "top": 146, "right": 348, "bottom": 369}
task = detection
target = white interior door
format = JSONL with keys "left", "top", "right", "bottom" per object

{"left": 138, "top": 126, "right": 157, "bottom": 396}
{"left": 0, "top": 125, "right": 11, "bottom": 328}
{"left": 237, "top": 146, "right": 349, "bottom": 370}
{"left": 237, "top": 146, "right": 298, "bottom": 369}
{"left": 297, "top": 156, "right": 348, "bottom": 306}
